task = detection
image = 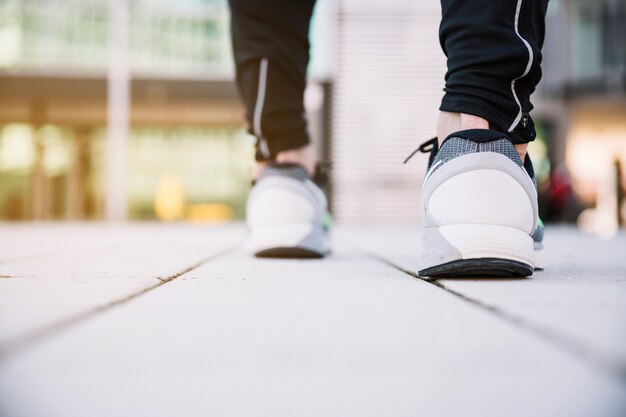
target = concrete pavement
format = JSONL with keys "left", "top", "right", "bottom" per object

{"left": 0, "top": 223, "right": 625, "bottom": 417}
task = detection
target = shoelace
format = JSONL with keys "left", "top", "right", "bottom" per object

{"left": 403, "top": 137, "right": 438, "bottom": 167}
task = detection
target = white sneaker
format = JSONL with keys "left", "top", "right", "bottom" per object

{"left": 246, "top": 163, "right": 330, "bottom": 258}
{"left": 416, "top": 129, "right": 539, "bottom": 277}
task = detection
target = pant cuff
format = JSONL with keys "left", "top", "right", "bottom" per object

{"left": 254, "top": 129, "right": 310, "bottom": 161}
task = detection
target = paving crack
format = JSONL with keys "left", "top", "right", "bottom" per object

{"left": 0, "top": 244, "right": 240, "bottom": 360}
{"left": 362, "top": 247, "right": 626, "bottom": 384}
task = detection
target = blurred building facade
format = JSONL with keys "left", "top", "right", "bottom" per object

{"left": 535, "top": 0, "right": 626, "bottom": 234}
{"left": 331, "top": 0, "right": 445, "bottom": 224}
{"left": 0, "top": 0, "right": 252, "bottom": 221}
{"left": 0, "top": 0, "right": 624, "bottom": 229}
{"left": 0, "top": 0, "right": 333, "bottom": 222}
{"left": 330, "top": 0, "right": 626, "bottom": 228}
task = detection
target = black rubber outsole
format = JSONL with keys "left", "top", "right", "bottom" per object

{"left": 418, "top": 258, "right": 533, "bottom": 278}
{"left": 255, "top": 247, "right": 325, "bottom": 259}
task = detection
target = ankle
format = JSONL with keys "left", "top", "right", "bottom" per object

{"left": 437, "top": 111, "right": 489, "bottom": 142}
{"left": 254, "top": 144, "right": 317, "bottom": 179}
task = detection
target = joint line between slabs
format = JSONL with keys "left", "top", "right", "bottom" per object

{"left": 0, "top": 244, "right": 240, "bottom": 360}
{"left": 361, "top": 247, "right": 626, "bottom": 383}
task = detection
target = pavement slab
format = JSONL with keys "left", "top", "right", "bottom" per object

{"left": 0, "top": 222, "right": 244, "bottom": 349}
{"left": 0, "top": 223, "right": 625, "bottom": 417}
{"left": 339, "top": 225, "right": 626, "bottom": 375}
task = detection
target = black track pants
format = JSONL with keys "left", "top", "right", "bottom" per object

{"left": 229, "top": 0, "right": 549, "bottom": 160}
{"left": 439, "top": 0, "right": 549, "bottom": 144}
{"left": 229, "top": 0, "right": 316, "bottom": 160}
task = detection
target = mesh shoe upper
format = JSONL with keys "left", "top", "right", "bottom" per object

{"left": 428, "top": 133, "right": 523, "bottom": 178}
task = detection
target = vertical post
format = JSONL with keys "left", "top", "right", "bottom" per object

{"left": 106, "top": 0, "right": 130, "bottom": 221}
{"left": 29, "top": 99, "right": 46, "bottom": 220}
{"left": 31, "top": 131, "right": 46, "bottom": 220}
{"left": 67, "top": 128, "right": 90, "bottom": 220}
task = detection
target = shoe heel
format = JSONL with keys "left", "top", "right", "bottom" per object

{"left": 419, "top": 224, "right": 534, "bottom": 277}
{"left": 247, "top": 223, "right": 328, "bottom": 258}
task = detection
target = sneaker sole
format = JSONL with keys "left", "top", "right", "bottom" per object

{"left": 419, "top": 258, "right": 533, "bottom": 278}
{"left": 418, "top": 224, "right": 535, "bottom": 278}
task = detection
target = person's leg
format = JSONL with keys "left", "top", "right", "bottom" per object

{"left": 230, "top": 0, "right": 329, "bottom": 258}
{"left": 229, "top": 0, "right": 317, "bottom": 175}
{"left": 418, "top": 0, "right": 549, "bottom": 277}
{"left": 438, "top": 0, "right": 549, "bottom": 160}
